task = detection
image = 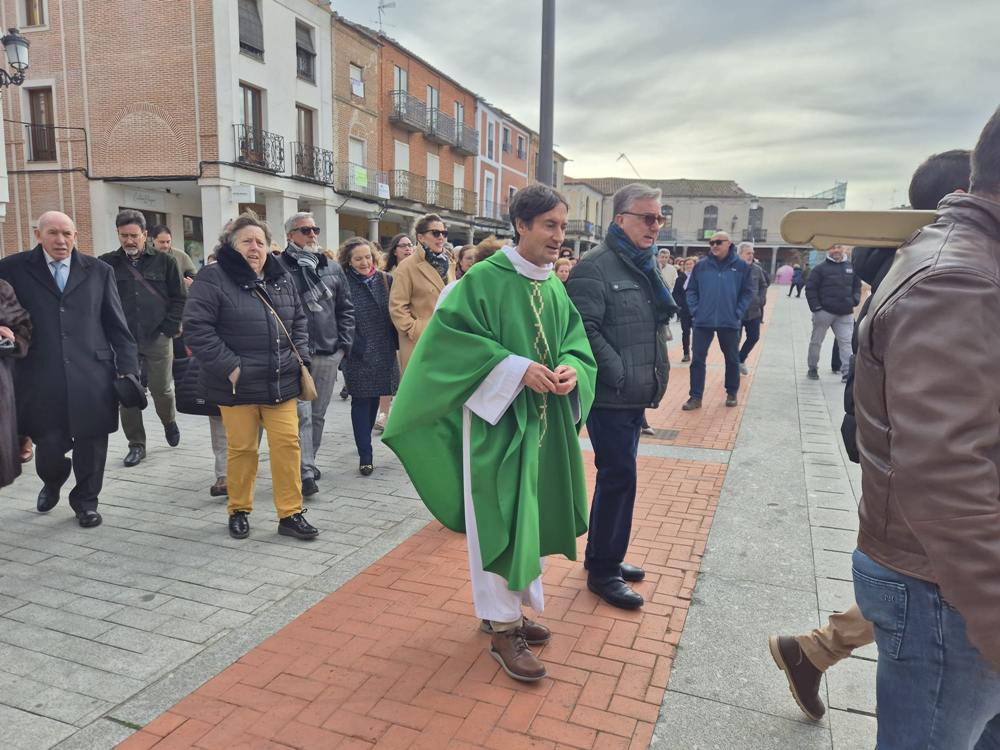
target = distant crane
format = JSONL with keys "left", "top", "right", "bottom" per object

{"left": 616, "top": 153, "right": 642, "bottom": 179}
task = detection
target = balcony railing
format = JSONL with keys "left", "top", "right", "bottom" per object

{"left": 290, "top": 142, "right": 334, "bottom": 183}
{"left": 426, "top": 180, "right": 453, "bottom": 210}
{"left": 453, "top": 188, "right": 476, "bottom": 215}
{"left": 390, "top": 170, "right": 427, "bottom": 203}
{"left": 567, "top": 219, "right": 595, "bottom": 236}
{"left": 742, "top": 228, "right": 768, "bottom": 242}
{"left": 502, "top": 140, "right": 511, "bottom": 154}
{"left": 234, "top": 124, "right": 285, "bottom": 172}
{"left": 388, "top": 90, "right": 426, "bottom": 132}
{"left": 453, "top": 123, "right": 478, "bottom": 155}
{"left": 657, "top": 227, "right": 677, "bottom": 242}
{"left": 517, "top": 146, "right": 527, "bottom": 160}
{"left": 426, "top": 109, "right": 455, "bottom": 144}
{"left": 334, "top": 162, "right": 386, "bottom": 200}
{"left": 26, "top": 123, "right": 57, "bottom": 161}
{"left": 479, "top": 200, "right": 505, "bottom": 222}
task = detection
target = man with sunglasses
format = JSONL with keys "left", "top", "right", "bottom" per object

{"left": 567, "top": 183, "right": 677, "bottom": 610}
{"left": 683, "top": 231, "right": 753, "bottom": 410}
{"left": 280, "top": 212, "right": 355, "bottom": 497}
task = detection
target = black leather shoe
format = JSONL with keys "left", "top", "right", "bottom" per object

{"left": 37, "top": 485, "right": 60, "bottom": 513}
{"left": 301, "top": 477, "right": 319, "bottom": 497}
{"left": 359, "top": 464, "right": 374, "bottom": 476}
{"left": 123, "top": 446, "right": 145, "bottom": 467}
{"left": 278, "top": 511, "right": 319, "bottom": 539}
{"left": 229, "top": 511, "right": 249, "bottom": 539}
{"left": 620, "top": 563, "right": 646, "bottom": 582}
{"left": 76, "top": 510, "right": 102, "bottom": 528}
{"left": 164, "top": 422, "right": 180, "bottom": 447}
{"left": 587, "top": 575, "right": 644, "bottom": 610}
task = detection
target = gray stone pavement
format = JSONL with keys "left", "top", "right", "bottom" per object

{"left": 0, "top": 394, "right": 432, "bottom": 750}
{"left": 653, "top": 293, "right": 877, "bottom": 749}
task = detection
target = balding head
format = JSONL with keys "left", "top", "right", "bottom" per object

{"left": 709, "top": 231, "right": 731, "bottom": 259}
{"left": 34, "top": 211, "right": 77, "bottom": 261}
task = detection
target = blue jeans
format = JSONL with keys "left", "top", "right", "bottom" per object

{"left": 689, "top": 326, "right": 740, "bottom": 399}
{"left": 584, "top": 407, "right": 643, "bottom": 578}
{"left": 852, "top": 549, "right": 1000, "bottom": 749}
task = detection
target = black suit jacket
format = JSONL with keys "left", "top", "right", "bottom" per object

{"left": 0, "top": 246, "right": 138, "bottom": 439}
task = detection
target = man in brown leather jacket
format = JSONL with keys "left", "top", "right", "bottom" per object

{"left": 852, "top": 107, "right": 1000, "bottom": 746}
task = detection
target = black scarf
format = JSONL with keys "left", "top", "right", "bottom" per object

{"left": 423, "top": 244, "right": 449, "bottom": 281}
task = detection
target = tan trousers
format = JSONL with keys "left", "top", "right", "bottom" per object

{"left": 219, "top": 399, "right": 302, "bottom": 519}
{"left": 120, "top": 334, "right": 176, "bottom": 448}
{"left": 796, "top": 604, "right": 875, "bottom": 671}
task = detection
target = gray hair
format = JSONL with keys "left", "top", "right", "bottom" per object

{"left": 737, "top": 241, "right": 754, "bottom": 254}
{"left": 284, "top": 211, "right": 314, "bottom": 234}
{"left": 115, "top": 209, "right": 146, "bottom": 231}
{"left": 612, "top": 183, "right": 663, "bottom": 217}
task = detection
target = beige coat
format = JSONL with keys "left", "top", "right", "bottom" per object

{"left": 388, "top": 245, "right": 455, "bottom": 371}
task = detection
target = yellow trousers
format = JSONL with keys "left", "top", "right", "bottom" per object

{"left": 219, "top": 399, "right": 302, "bottom": 519}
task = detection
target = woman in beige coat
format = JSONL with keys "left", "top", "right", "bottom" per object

{"left": 388, "top": 213, "right": 455, "bottom": 371}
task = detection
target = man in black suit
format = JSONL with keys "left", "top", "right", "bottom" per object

{"left": 0, "top": 211, "right": 138, "bottom": 528}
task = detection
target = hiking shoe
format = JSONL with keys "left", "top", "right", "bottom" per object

{"left": 807, "top": 368, "right": 819, "bottom": 380}
{"left": 278, "top": 511, "right": 319, "bottom": 540}
{"left": 490, "top": 629, "right": 546, "bottom": 682}
{"left": 768, "top": 635, "right": 826, "bottom": 721}
{"left": 480, "top": 617, "right": 551, "bottom": 646}
{"left": 682, "top": 398, "right": 702, "bottom": 411}
{"left": 228, "top": 511, "right": 249, "bottom": 539}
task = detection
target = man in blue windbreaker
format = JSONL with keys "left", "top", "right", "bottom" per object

{"left": 683, "top": 231, "right": 753, "bottom": 410}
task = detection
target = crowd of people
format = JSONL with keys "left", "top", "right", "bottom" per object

{"left": 4, "top": 105, "right": 1000, "bottom": 746}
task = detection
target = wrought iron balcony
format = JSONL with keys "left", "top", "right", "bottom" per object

{"left": 453, "top": 123, "right": 478, "bottom": 155}
{"left": 388, "top": 90, "right": 426, "bottom": 132}
{"left": 290, "top": 142, "right": 334, "bottom": 183}
{"left": 453, "top": 188, "right": 476, "bottom": 215}
{"left": 426, "top": 109, "right": 455, "bottom": 145}
{"left": 742, "top": 228, "right": 768, "bottom": 242}
{"left": 426, "top": 181, "right": 453, "bottom": 210}
{"left": 657, "top": 227, "right": 677, "bottom": 242}
{"left": 234, "top": 124, "right": 285, "bottom": 172}
{"left": 479, "top": 199, "right": 504, "bottom": 222}
{"left": 567, "top": 219, "right": 595, "bottom": 236}
{"left": 517, "top": 146, "right": 527, "bottom": 160}
{"left": 335, "top": 162, "right": 385, "bottom": 200}
{"left": 26, "top": 123, "right": 57, "bottom": 162}
{"left": 389, "top": 170, "right": 427, "bottom": 204}
{"left": 593, "top": 224, "right": 604, "bottom": 239}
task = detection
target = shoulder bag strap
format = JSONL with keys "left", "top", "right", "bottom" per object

{"left": 254, "top": 288, "right": 305, "bottom": 367}
{"left": 124, "top": 260, "right": 169, "bottom": 305}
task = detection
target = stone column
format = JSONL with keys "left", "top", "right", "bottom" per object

{"left": 199, "top": 183, "right": 239, "bottom": 247}
{"left": 368, "top": 215, "right": 380, "bottom": 244}
{"left": 314, "top": 201, "right": 341, "bottom": 249}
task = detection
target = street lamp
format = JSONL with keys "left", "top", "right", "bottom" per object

{"left": 0, "top": 28, "right": 29, "bottom": 88}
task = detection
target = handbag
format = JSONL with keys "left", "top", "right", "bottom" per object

{"left": 254, "top": 289, "right": 317, "bottom": 401}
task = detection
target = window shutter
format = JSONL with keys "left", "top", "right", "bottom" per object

{"left": 295, "top": 23, "right": 315, "bottom": 54}
{"left": 238, "top": 0, "right": 264, "bottom": 55}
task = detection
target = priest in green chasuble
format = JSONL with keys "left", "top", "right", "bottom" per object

{"left": 382, "top": 184, "right": 597, "bottom": 682}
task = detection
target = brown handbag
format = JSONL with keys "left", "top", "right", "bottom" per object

{"left": 254, "top": 289, "right": 317, "bottom": 401}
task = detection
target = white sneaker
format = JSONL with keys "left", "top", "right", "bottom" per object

{"left": 739, "top": 363, "right": 749, "bottom": 375}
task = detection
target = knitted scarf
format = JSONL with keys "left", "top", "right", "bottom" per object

{"left": 284, "top": 242, "right": 332, "bottom": 312}
{"left": 605, "top": 223, "right": 677, "bottom": 324}
{"left": 423, "top": 244, "right": 450, "bottom": 281}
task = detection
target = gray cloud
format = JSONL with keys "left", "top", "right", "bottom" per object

{"left": 334, "top": 0, "right": 1000, "bottom": 207}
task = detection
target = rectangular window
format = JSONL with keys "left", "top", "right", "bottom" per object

{"left": 24, "top": 0, "right": 44, "bottom": 26}
{"left": 240, "top": 83, "right": 263, "bottom": 131}
{"left": 394, "top": 139, "right": 409, "bottom": 171}
{"left": 27, "top": 87, "right": 55, "bottom": 161}
{"left": 393, "top": 64, "right": 408, "bottom": 93}
{"left": 183, "top": 216, "right": 204, "bottom": 267}
{"left": 238, "top": 0, "right": 264, "bottom": 59}
{"left": 349, "top": 63, "right": 364, "bottom": 98}
{"left": 484, "top": 173, "right": 495, "bottom": 216}
{"left": 296, "top": 105, "right": 314, "bottom": 147}
{"left": 295, "top": 22, "right": 315, "bottom": 82}
{"left": 119, "top": 207, "right": 166, "bottom": 231}
{"left": 517, "top": 134, "right": 526, "bottom": 160}
{"left": 348, "top": 136, "right": 366, "bottom": 166}
{"left": 502, "top": 127, "right": 511, "bottom": 153}
{"left": 426, "top": 153, "right": 440, "bottom": 183}
{"left": 487, "top": 122, "right": 494, "bottom": 159}
{"left": 426, "top": 84, "right": 439, "bottom": 111}
{"left": 454, "top": 101, "right": 464, "bottom": 126}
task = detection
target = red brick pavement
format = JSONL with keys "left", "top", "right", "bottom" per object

{"left": 118, "top": 298, "right": 771, "bottom": 750}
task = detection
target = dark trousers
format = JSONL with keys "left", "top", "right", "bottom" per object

{"left": 585, "top": 407, "right": 643, "bottom": 578}
{"left": 788, "top": 283, "right": 804, "bottom": 297}
{"left": 350, "top": 396, "right": 380, "bottom": 464}
{"left": 689, "top": 327, "right": 741, "bottom": 399}
{"left": 831, "top": 343, "right": 842, "bottom": 373}
{"left": 679, "top": 312, "right": 693, "bottom": 357}
{"left": 35, "top": 432, "right": 108, "bottom": 513}
{"left": 739, "top": 318, "right": 762, "bottom": 363}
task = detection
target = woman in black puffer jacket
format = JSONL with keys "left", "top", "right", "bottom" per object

{"left": 183, "top": 212, "right": 319, "bottom": 542}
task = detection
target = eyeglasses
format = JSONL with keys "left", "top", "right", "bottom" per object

{"left": 428, "top": 229, "right": 448, "bottom": 238}
{"left": 620, "top": 212, "right": 667, "bottom": 228}
{"left": 396, "top": 240, "right": 413, "bottom": 247}
{"left": 708, "top": 239, "right": 728, "bottom": 246}
{"left": 296, "top": 226, "right": 321, "bottom": 235}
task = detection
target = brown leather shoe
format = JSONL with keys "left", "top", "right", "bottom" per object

{"left": 490, "top": 629, "right": 547, "bottom": 682}
{"left": 209, "top": 478, "right": 228, "bottom": 497}
{"left": 768, "top": 635, "right": 826, "bottom": 720}
{"left": 480, "top": 617, "right": 551, "bottom": 645}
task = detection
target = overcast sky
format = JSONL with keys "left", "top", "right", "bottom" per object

{"left": 333, "top": 0, "right": 999, "bottom": 209}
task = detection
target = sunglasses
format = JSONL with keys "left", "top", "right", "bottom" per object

{"left": 620, "top": 212, "right": 666, "bottom": 228}
{"left": 427, "top": 229, "right": 448, "bottom": 238}
{"left": 708, "top": 239, "right": 728, "bottom": 246}
{"left": 295, "top": 226, "right": 321, "bottom": 235}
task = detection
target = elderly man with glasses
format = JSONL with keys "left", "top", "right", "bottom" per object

{"left": 279, "top": 212, "right": 355, "bottom": 496}
{"left": 566, "top": 183, "right": 677, "bottom": 610}
{"left": 682, "top": 231, "right": 753, "bottom": 410}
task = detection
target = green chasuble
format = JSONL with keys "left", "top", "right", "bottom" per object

{"left": 382, "top": 251, "right": 597, "bottom": 591}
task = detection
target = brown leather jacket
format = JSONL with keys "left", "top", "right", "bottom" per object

{"left": 855, "top": 193, "right": 1000, "bottom": 670}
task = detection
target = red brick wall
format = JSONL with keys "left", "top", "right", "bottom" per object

{"left": 333, "top": 20, "right": 381, "bottom": 168}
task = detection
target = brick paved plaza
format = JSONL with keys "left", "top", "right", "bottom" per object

{"left": 0, "top": 290, "right": 876, "bottom": 749}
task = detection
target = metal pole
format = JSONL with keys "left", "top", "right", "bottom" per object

{"left": 537, "top": 0, "right": 555, "bottom": 186}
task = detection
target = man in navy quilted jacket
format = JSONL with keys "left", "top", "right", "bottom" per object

{"left": 683, "top": 231, "right": 753, "bottom": 410}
